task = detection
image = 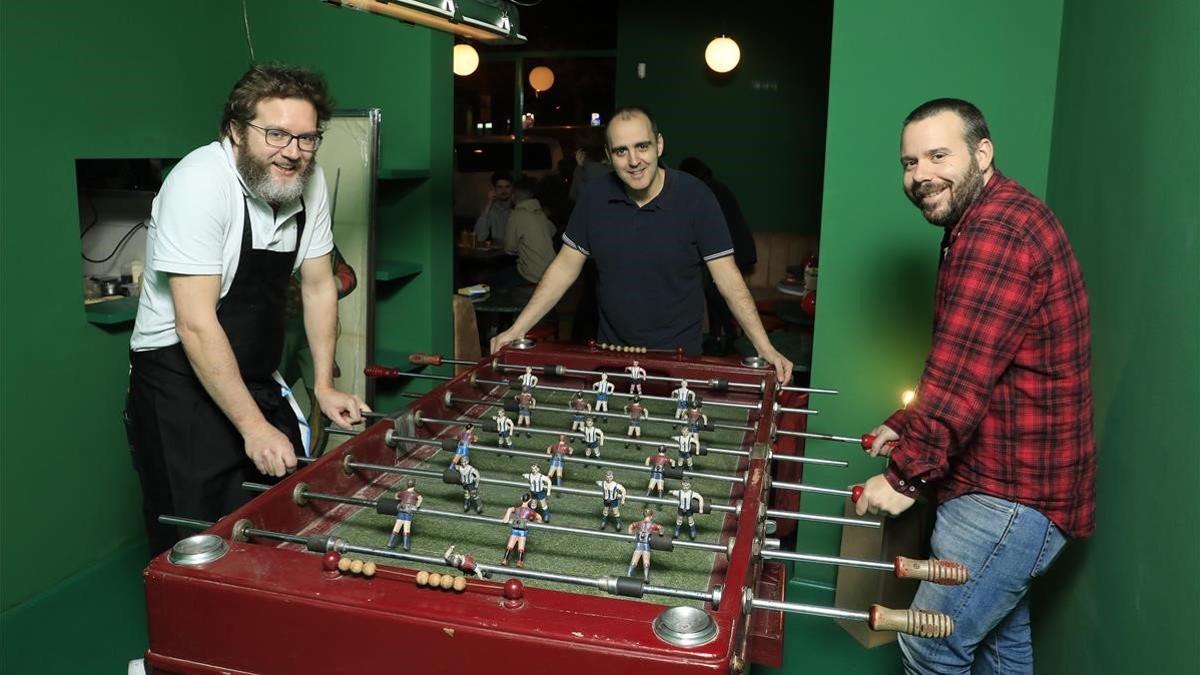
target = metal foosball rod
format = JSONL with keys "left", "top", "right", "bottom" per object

{"left": 440, "top": 395, "right": 756, "bottom": 436}
{"left": 492, "top": 361, "right": 768, "bottom": 395}
{"left": 746, "top": 595, "right": 954, "bottom": 638}
{"left": 773, "top": 427, "right": 899, "bottom": 453}
{"left": 162, "top": 515, "right": 717, "bottom": 605}
{"left": 242, "top": 483, "right": 729, "bottom": 556}
{"left": 328, "top": 425, "right": 857, "bottom": 501}
{"left": 406, "top": 351, "right": 766, "bottom": 395}
{"left": 778, "top": 383, "right": 839, "bottom": 395}
{"left": 296, "top": 455, "right": 882, "bottom": 530}
{"left": 420, "top": 411, "right": 848, "bottom": 468}
{"left": 314, "top": 460, "right": 740, "bottom": 518}
{"left": 366, "top": 363, "right": 772, "bottom": 417}
{"left": 760, "top": 550, "right": 969, "bottom": 585}
{"left": 160, "top": 515, "right": 953, "bottom": 637}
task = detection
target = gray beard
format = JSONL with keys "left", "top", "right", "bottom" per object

{"left": 237, "top": 152, "right": 313, "bottom": 206}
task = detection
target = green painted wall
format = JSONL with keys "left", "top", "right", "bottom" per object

{"left": 0, "top": 0, "right": 451, "bottom": 613}
{"left": 1032, "top": 1, "right": 1200, "bottom": 673}
{"left": 614, "top": 0, "right": 833, "bottom": 233}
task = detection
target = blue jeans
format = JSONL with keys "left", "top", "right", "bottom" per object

{"left": 899, "top": 494, "right": 1067, "bottom": 675}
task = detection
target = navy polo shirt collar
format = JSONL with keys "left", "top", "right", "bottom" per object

{"left": 605, "top": 168, "right": 672, "bottom": 211}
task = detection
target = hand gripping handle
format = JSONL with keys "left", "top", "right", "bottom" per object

{"left": 894, "top": 556, "right": 969, "bottom": 585}
{"left": 861, "top": 433, "right": 900, "bottom": 451}
{"left": 868, "top": 606, "right": 954, "bottom": 638}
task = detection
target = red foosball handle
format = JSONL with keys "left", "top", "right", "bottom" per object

{"left": 364, "top": 365, "right": 401, "bottom": 379}
{"left": 409, "top": 352, "right": 444, "bottom": 366}
{"left": 850, "top": 485, "right": 864, "bottom": 503}
{"left": 861, "top": 433, "right": 900, "bottom": 451}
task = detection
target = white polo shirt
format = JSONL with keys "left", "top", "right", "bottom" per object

{"left": 130, "top": 139, "right": 334, "bottom": 351}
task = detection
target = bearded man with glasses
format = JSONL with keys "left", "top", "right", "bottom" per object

{"left": 125, "top": 64, "right": 369, "bottom": 555}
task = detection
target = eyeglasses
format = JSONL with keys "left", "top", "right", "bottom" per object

{"left": 244, "top": 122, "right": 322, "bottom": 152}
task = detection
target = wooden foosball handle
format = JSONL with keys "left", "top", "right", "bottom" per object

{"left": 895, "top": 556, "right": 969, "bottom": 585}
{"left": 408, "top": 352, "right": 443, "bottom": 366}
{"left": 364, "top": 365, "right": 401, "bottom": 378}
{"left": 868, "top": 606, "right": 954, "bottom": 638}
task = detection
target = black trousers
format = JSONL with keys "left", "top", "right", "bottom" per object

{"left": 125, "top": 345, "right": 303, "bottom": 555}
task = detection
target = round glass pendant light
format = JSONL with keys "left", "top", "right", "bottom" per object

{"left": 453, "top": 44, "right": 479, "bottom": 76}
{"left": 704, "top": 36, "right": 741, "bottom": 73}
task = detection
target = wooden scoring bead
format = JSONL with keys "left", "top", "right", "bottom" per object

{"left": 428, "top": 572, "right": 443, "bottom": 587}
{"left": 453, "top": 576, "right": 467, "bottom": 592}
{"left": 350, "top": 559, "right": 364, "bottom": 574}
{"left": 439, "top": 574, "right": 455, "bottom": 590}
{"left": 363, "top": 562, "right": 377, "bottom": 577}
{"left": 416, "top": 570, "right": 430, "bottom": 586}
{"left": 337, "top": 557, "right": 352, "bottom": 572}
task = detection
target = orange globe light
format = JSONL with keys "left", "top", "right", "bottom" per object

{"left": 453, "top": 44, "right": 479, "bottom": 77}
{"left": 529, "top": 66, "right": 555, "bottom": 93}
{"left": 705, "top": 36, "right": 741, "bottom": 73}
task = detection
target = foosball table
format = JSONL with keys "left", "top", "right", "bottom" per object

{"left": 143, "top": 341, "right": 961, "bottom": 674}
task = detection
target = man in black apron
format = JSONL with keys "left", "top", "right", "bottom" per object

{"left": 126, "top": 65, "right": 368, "bottom": 554}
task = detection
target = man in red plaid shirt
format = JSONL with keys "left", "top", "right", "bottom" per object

{"left": 854, "top": 99, "right": 1095, "bottom": 674}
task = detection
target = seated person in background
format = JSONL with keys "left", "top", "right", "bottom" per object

{"left": 497, "top": 177, "right": 558, "bottom": 287}
{"left": 474, "top": 170, "right": 513, "bottom": 247}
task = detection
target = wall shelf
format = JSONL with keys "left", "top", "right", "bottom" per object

{"left": 84, "top": 296, "right": 139, "bottom": 326}
{"left": 375, "top": 260, "right": 423, "bottom": 282}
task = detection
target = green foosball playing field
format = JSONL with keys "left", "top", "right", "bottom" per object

{"left": 311, "top": 387, "right": 752, "bottom": 605}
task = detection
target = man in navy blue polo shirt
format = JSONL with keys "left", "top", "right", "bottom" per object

{"left": 491, "top": 106, "right": 792, "bottom": 383}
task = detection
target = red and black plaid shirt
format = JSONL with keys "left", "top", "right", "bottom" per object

{"left": 884, "top": 172, "right": 1096, "bottom": 538}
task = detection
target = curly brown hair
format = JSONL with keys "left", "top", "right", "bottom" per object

{"left": 220, "top": 63, "right": 335, "bottom": 141}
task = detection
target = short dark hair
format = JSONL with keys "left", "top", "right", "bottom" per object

{"left": 511, "top": 175, "right": 537, "bottom": 200}
{"left": 490, "top": 170, "right": 514, "bottom": 186}
{"left": 606, "top": 105, "right": 660, "bottom": 149}
{"left": 220, "top": 63, "right": 335, "bottom": 141}
{"left": 903, "top": 98, "right": 991, "bottom": 152}
{"left": 576, "top": 128, "right": 607, "bottom": 162}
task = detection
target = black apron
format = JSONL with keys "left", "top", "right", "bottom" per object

{"left": 126, "top": 196, "right": 306, "bottom": 554}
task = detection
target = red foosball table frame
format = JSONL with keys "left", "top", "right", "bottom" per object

{"left": 143, "top": 343, "right": 815, "bottom": 674}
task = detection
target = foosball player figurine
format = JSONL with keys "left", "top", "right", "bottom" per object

{"left": 685, "top": 398, "right": 708, "bottom": 436}
{"left": 493, "top": 409, "right": 515, "bottom": 449}
{"left": 625, "top": 360, "right": 647, "bottom": 395}
{"left": 670, "top": 380, "right": 695, "bottom": 421}
{"left": 444, "top": 545, "right": 487, "bottom": 579}
{"left": 387, "top": 479, "right": 423, "bottom": 551}
{"left": 545, "top": 434, "right": 572, "bottom": 493}
{"left": 644, "top": 447, "right": 675, "bottom": 502}
{"left": 456, "top": 457, "right": 484, "bottom": 514}
{"left": 452, "top": 423, "right": 477, "bottom": 466}
{"left": 627, "top": 509, "right": 664, "bottom": 581}
{"left": 597, "top": 471, "right": 627, "bottom": 531}
{"left": 515, "top": 389, "right": 536, "bottom": 438}
{"left": 519, "top": 366, "right": 539, "bottom": 391}
{"left": 569, "top": 391, "right": 592, "bottom": 432}
{"left": 623, "top": 396, "right": 649, "bottom": 449}
{"left": 523, "top": 464, "right": 553, "bottom": 522}
{"left": 592, "top": 373, "right": 615, "bottom": 421}
{"left": 668, "top": 479, "right": 705, "bottom": 540}
{"left": 672, "top": 431, "right": 699, "bottom": 470}
{"left": 501, "top": 493, "right": 543, "bottom": 568}
{"left": 580, "top": 417, "right": 605, "bottom": 466}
